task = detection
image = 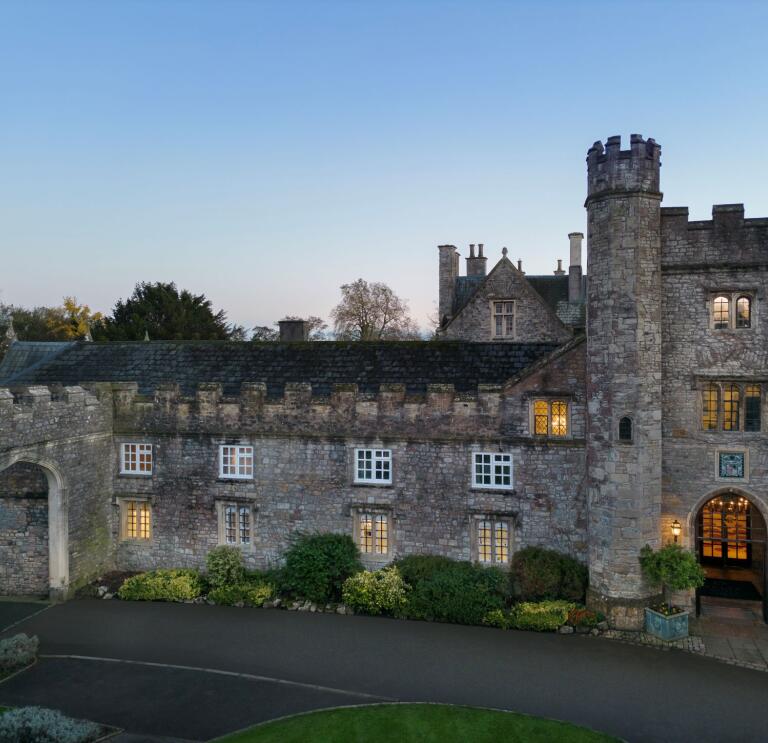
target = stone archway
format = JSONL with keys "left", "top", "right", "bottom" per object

{"left": 690, "top": 488, "right": 767, "bottom": 622}
{"left": 0, "top": 457, "right": 68, "bottom": 600}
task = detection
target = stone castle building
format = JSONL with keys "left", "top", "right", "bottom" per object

{"left": 1, "top": 134, "right": 767, "bottom": 629}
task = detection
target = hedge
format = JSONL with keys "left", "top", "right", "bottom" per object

{"left": 118, "top": 569, "right": 205, "bottom": 602}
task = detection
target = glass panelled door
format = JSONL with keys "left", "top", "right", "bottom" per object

{"left": 699, "top": 495, "right": 752, "bottom": 566}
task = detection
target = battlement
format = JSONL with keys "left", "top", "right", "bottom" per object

{"left": 586, "top": 134, "right": 661, "bottom": 201}
{"left": 661, "top": 204, "right": 768, "bottom": 267}
{"left": 0, "top": 385, "right": 112, "bottom": 453}
{"left": 110, "top": 380, "right": 511, "bottom": 439}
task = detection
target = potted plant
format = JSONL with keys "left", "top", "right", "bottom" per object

{"left": 639, "top": 543, "right": 705, "bottom": 641}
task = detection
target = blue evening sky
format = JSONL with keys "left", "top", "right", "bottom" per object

{"left": 1, "top": 0, "right": 767, "bottom": 331}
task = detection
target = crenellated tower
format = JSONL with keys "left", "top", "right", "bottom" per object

{"left": 585, "top": 134, "right": 663, "bottom": 629}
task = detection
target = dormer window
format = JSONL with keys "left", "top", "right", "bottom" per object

{"left": 711, "top": 292, "right": 754, "bottom": 330}
{"left": 491, "top": 301, "right": 515, "bottom": 339}
{"left": 532, "top": 399, "right": 569, "bottom": 437}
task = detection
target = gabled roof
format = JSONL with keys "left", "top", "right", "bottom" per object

{"left": 0, "top": 341, "right": 75, "bottom": 380}
{"left": 0, "top": 340, "right": 563, "bottom": 397}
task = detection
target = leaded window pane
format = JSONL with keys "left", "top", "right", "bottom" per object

{"left": 225, "top": 505, "right": 237, "bottom": 544}
{"left": 745, "top": 385, "right": 761, "bottom": 432}
{"left": 713, "top": 296, "right": 730, "bottom": 329}
{"left": 534, "top": 400, "right": 549, "bottom": 435}
{"left": 736, "top": 296, "right": 751, "bottom": 328}
{"left": 722, "top": 384, "right": 740, "bottom": 431}
{"left": 239, "top": 507, "right": 251, "bottom": 545}
{"left": 495, "top": 522, "right": 509, "bottom": 564}
{"left": 359, "top": 514, "right": 373, "bottom": 553}
{"left": 375, "top": 515, "right": 388, "bottom": 554}
{"left": 478, "top": 520, "right": 492, "bottom": 563}
{"left": 551, "top": 401, "right": 568, "bottom": 436}
{"left": 702, "top": 385, "right": 718, "bottom": 430}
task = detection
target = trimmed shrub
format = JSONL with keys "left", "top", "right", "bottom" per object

{"left": 394, "top": 555, "right": 507, "bottom": 625}
{"left": 206, "top": 546, "right": 246, "bottom": 589}
{"left": 0, "top": 706, "right": 101, "bottom": 743}
{"left": 342, "top": 567, "right": 409, "bottom": 616}
{"left": 567, "top": 606, "right": 603, "bottom": 629}
{"left": 208, "top": 582, "right": 274, "bottom": 607}
{"left": 282, "top": 533, "right": 363, "bottom": 603}
{"left": 482, "top": 608, "right": 513, "bottom": 630}
{"left": 639, "top": 543, "right": 705, "bottom": 600}
{"left": 511, "top": 600, "right": 575, "bottom": 632}
{"left": 0, "top": 634, "right": 38, "bottom": 673}
{"left": 118, "top": 569, "right": 205, "bottom": 602}
{"left": 510, "top": 547, "right": 588, "bottom": 603}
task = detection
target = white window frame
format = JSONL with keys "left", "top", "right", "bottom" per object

{"left": 476, "top": 518, "right": 511, "bottom": 565}
{"left": 218, "top": 445, "right": 254, "bottom": 480}
{"left": 355, "top": 511, "right": 390, "bottom": 557}
{"left": 472, "top": 452, "right": 513, "bottom": 490}
{"left": 490, "top": 300, "right": 516, "bottom": 339}
{"left": 354, "top": 448, "right": 392, "bottom": 485}
{"left": 217, "top": 501, "right": 254, "bottom": 548}
{"left": 118, "top": 498, "right": 152, "bottom": 541}
{"left": 120, "top": 443, "right": 153, "bottom": 476}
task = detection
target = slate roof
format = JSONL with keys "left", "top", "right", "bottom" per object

{"left": 0, "top": 340, "right": 563, "bottom": 397}
{"left": 0, "top": 342, "right": 75, "bottom": 380}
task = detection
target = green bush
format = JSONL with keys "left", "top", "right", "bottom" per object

{"left": 511, "top": 600, "right": 575, "bottom": 632}
{"left": 394, "top": 555, "right": 507, "bottom": 625}
{"left": 206, "top": 545, "right": 246, "bottom": 588}
{"left": 342, "top": 567, "right": 409, "bottom": 616}
{"left": 118, "top": 569, "right": 205, "bottom": 602}
{"left": 0, "top": 634, "right": 38, "bottom": 673}
{"left": 639, "top": 543, "right": 705, "bottom": 599}
{"left": 282, "top": 533, "right": 363, "bottom": 603}
{"left": 0, "top": 706, "right": 101, "bottom": 743}
{"left": 510, "top": 547, "right": 588, "bottom": 602}
{"left": 482, "top": 608, "right": 513, "bottom": 630}
{"left": 208, "top": 581, "right": 274, "bottom": 607}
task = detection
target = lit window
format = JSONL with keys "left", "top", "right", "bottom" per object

{"left": 736, "top": 296, "right": 751, "bottom": 328}
{"left": 477, "top": 519, "right": 510, "bottom": 565}
{"left": 354, "top": 448, "right": 392, "bottom": 484}
{"left": 472, "top": 453, "right": 513, "bottom": 489}
{"left": 531, "top": 400, "right": 568, "bottom": 437}
{"left": 745, "top": 385, "right": 761, "bottom": 432}
{"left": 220, "top": 502, "right": 252, "bottom": 546}
{"left": 722, "top": 384, "right": 740, "bottom": 431}
{"left": 702, "top": 384, "right": 718, "bottom": 430}
{"left": 713, "top": 296, "right": 730, "bottom": 329}
{"left": 219, "top": 445, "right": 254, "bottom": 480}
{"left": 492, "top": 301, "right": 515, "bottom": 338}
{"left": 120, "top": 443, "right": 153, "bottom": 475}
{"left": 357, "top": 513, "right": 389, "bottom": 555}
{"left": 121, "top": 500, "right": 151, "bottom": 540}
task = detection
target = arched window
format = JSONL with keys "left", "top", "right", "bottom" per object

{"left": 702, "top": 384, "right": 718, "bottom": 430}
{"left": 722, "top": 384, "right": 740, "bottom": 431}
{"left": 736, "top": 296, "right": 751, "bottom": 328}
{"left": 618, "top": 416, "right": 633, "bottom": 442}
{"left": 713, "top": 296, "right": 730, "bottom": 329}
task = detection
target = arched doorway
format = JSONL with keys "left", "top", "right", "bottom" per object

{"left": 695, "top": 491, "right": 767, "bottom": 622}
{"left": 0, "top": 458, "right": 68, "bottom": 599}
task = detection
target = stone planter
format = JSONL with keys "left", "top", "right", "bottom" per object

{"left": 644, "top": 607, "right": 689, "bottom": 641}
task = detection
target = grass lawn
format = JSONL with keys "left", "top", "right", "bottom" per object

{"left": 215, "top": 704, "right": 618, "bottom": 743}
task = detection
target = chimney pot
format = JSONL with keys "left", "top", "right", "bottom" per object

{"left": 469, "top": 243, "right": 475, "bottom": 258}
{"left": 554, "top": 259, "right": 565, "bottom": 276}
{"left": 279, "top": 319, "right": 310, "bottom": 342}
{"left": 478, "top": 243, "right": 484, "bottom": 257}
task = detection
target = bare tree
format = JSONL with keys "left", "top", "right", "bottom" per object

{"left": 330, "top": 279, "right": 420, "bottom": 341}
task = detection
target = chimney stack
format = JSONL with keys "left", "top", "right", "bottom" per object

{"left": 554, "top": 259, "right": 565, "bottom": 276}
{"left": 279, "top": 319, "right": 310, "bottom": 341}
{"left": 568, "top": 232, "right": 584, "bottom": 302}
{"left": 517, "top": 259, "right": 523, "bottom": 274}
{"left": 438, "top": 245, "right": 460, "bottom": 326}
{"left": 466, "top": 242, "right": 487, "bottom": 277}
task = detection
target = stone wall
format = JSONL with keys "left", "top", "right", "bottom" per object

{"left": 441, "top": 258, "right": 572, "bottom": 343}
{"left": 0, "top": 385, "right": 114, "bottom": 596}
{"left": 112, "top": 356, "right": 588, "bottom": 571}
{"left": 0, "top": 494, "right": 48, "bottom": 595}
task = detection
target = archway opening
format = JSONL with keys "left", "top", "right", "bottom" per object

{"left": 0, "top": 459, "right": 68, "bottom": 599}
{"left": 695, "top": 492, "right": 766, "bottom": 620}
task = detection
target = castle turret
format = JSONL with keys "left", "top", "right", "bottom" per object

{"left": 585, "top": 134, "right": 663, "bottom": 629}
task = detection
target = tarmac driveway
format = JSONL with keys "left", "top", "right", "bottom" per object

{"left": 2, "top": 599, "right": 768, "bottom": 742}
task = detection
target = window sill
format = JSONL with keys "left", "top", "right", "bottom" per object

{"left": 217, "top": 477, "right": 255, "bottom": 482}
{"left": 352, "top": 481, "right": 393, "bottom": 488}
{"left": 118, "top": 473, "right": 153, "bottom": 478}
{"left": 119, "top": 538, "right": 153, "bottom": 544}
{"left": 470, "top": 488, "right": 517, "bottom": 496}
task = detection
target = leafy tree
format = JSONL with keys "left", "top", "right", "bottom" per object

{"left": 93, "top": 282, "right": 239, "bottom": 341}
{"left": 46, "top": 297, "right": 103, "bottom": 339}
{"left": 0, "top": 304, "right": 66, "bottom": 341}
{"left": 330, "top": 279, "right": 419, "bottom": 341}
